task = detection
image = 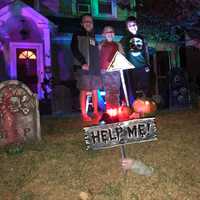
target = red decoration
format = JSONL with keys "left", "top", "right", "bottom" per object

{"left": 129, "top": 112, "right": 141, "bottom": 120}
{"left": 117, "top": 105, "right": 133, "bottom": 121}
{"left": 106, "top": 108, "right": 118, "bottom": 117}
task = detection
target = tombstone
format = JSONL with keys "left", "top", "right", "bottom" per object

{"left": 169, "top": 67, "right": 190, "bottom": 109}
{"left": 0, "top": 80, "right": 41, "bottom": 146}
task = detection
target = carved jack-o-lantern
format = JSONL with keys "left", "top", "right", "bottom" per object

{"left": 132, "top": 98, "right": 157, "bottom": 114}
{"left": 118, "top": 105, "right": 133, "bottom": 121}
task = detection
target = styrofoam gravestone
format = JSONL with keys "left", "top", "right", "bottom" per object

{"left": 0, "top": 80, "right": 41, "bottom": 146}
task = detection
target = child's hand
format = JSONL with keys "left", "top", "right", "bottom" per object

{"left": 121, "top": 158, "right": 134, "bottom": 170}
{"left": 122, "top": 159, "right": 154, "bottom": 176}
{"left": 82, "top": 64, "right": 89, "bottom": 70}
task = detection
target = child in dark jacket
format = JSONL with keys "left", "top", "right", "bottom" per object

{"left": 71, "top": 14, "right": 102, "bottom": 122}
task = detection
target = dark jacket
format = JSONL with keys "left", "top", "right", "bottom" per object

{"left": 71, "top": 28, "right": 100, "bottom": 75}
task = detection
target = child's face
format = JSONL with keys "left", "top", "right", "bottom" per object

{"left": 127, "top": 21, "right": 138, "bottom": 35}
{"left": 103, "top": 29, "right": 115, "bottom": 42}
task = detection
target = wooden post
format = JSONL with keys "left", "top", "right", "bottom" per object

{"left": 120, "top": 145, "right": 126, "bottom": 159}
{"left": 119, "top": 69, "right": 128, "bottom": 174}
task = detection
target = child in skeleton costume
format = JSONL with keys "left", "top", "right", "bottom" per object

{"left": 120, "top": 16, "right": 151, "bottom": 105}
{"left": 99, "top": 26, "right": 124, "bottom": 109}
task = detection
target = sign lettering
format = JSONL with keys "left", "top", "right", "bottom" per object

{"left": 84, "top": 118, "right": 157, "bottom": 150}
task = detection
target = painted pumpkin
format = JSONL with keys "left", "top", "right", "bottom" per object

{"left": 132, "top": 98, "right": 157, "bottom": 114}
{"left": 118, "top": 105, "right": 133, "bottom": 121}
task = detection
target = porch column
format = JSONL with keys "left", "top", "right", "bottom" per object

{"left": 43, "top": 26, "right": 51, "bottom": 67}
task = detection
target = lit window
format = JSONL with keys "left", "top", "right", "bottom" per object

{"left": 19, "top": 51, "right": 36, "bottom": 60}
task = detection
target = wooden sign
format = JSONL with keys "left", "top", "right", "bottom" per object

{"left": 84, "top": 118, "right": 157, "bottom": 150}
{"left": 0, "top": 80, "right": 41, "bottom": 146}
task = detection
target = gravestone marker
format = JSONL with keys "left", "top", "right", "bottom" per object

{"left": 169, "top": 67, "right": 190, "bottom": 109}
{"left": 0, "top": 80, "right": 41, "bottom": 146}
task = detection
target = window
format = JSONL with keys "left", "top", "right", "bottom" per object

{"left": 19, "top": 51, "right": 36, "bottom": 60}
{"left": 22, "top": 0, "right": 35, "bottom": 7}
{"left": 72, "top": 0, "right": 117, "bottom": 18}
{"left": 99, "top": 0, "right": 112, "bottom": 15}
{"left": 78, "top": 4, "right": 91, "bottom": 13}
{"left": 77, "top": 0, "right": 91, "bottom": 14}
{"left": 92, "top": 0, "right": 117, "bottom": 19}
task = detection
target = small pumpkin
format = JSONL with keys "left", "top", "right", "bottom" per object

{"left": 132, "top": 98, "right": 157, "bottom": 115}
{"left": 129, "top": 112, "right": 140, "bottom": 119}
{"left": 118, "top": 105, "right": 133, "bottom": 121}
{"left": 149, "top": 101, "right": 157, "bottom": 113}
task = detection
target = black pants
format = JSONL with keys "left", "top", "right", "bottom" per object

{"left": 124, "top": 67, "right": 150, "bottom": 105}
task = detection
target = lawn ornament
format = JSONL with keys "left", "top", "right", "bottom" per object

{"left": 84, "top": 117, "right": 157, "bottom": 150}
{"left": 129, "top": 112, "right": 140, "bottom": 120}
{"left": 84, "top": 51, "right": 158, "bottom": 173}
{"left": 132, "top": 98, "right": 157, "bottom": 115}
{"left": 0, "top": 88, "right": 18, "bottom": 145}
{"left": 0, "top": 80, "right": 41, "bottom": 147}
{"left": 118, "top": 105, "right": 133, "bottom": 121}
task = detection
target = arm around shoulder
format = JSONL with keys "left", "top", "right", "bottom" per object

{"left": 117, "top": 42, "right": 125, "bottom": 55}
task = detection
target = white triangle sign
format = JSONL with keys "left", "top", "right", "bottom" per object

{"left": 107, "top": 51, "right": 135, "bottom": 72}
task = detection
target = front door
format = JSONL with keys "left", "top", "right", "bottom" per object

{"left": 17, "top": 48, "right": 37, "bottom": 93}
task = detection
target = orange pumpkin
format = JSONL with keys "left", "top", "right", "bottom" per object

{"left": 149, "top": 101, "right": 157, "bottom": 113}
{"left": 132, "top": 98, "right": 157, "bottom": 115}
{"left": 118, "top": 105, "right": 133, "bottom": 121}
{"left": 129, "top": 112, "right": 140, "bottom": 119}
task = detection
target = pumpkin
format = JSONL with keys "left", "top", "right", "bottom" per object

{"left": 118, "top": 105, "right": 133, "bottom": 121}
{"left": 149, "top": 101, "right": 157, "bottom": 113}
{"left": 129, "top": 112, "right": 140, "bottom": 119}
{"left": 132, "top": 98, "right": 157, "bottom": 115}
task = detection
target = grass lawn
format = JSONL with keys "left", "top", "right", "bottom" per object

{"left": 0, "top": 109, "right": 200, "bottom": 200}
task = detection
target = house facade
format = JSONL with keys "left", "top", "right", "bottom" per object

{"left": 0, "top": 0, "right": 54, "bottom": 99}
{"left": 0, "top": 0, "right": 183, "bottom": 113}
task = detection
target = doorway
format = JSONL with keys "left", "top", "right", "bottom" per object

{"left": 9, "top": 42, "right": 44, "bottom": 99}
{"left": 17, "top": 49, "right": 37, "bottom": 93}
